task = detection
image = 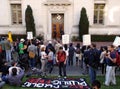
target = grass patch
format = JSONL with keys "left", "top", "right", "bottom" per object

{"left": 2, "top": 75, "right": 120, "bottom": 89}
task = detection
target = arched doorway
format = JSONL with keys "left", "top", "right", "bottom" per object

{"left": 52, "top": 14, "right": 64, "bottom": 39}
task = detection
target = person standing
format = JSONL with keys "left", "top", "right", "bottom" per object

{"left": 68, "top": 43, "right": 75, "bottom": 66}
{"left": 56, "top": 47, "right": 67, "bottom": 78}
{"left": 27, "top": 40, "right": 37, "bottom": 68}
{"left": 87, "top": 44, "right": 100, "bottom": 83}
{"left": 75, "top": 43, "right": 81, "bottom": 66}
{"left": 104, "top": 45, "right": 116, "bottom": 86}
{"left": 47, "top": 48, "right": 54, "bottom": 73}
{"left": 99, "top": 46, "right": 107, "bottom": 74}
{"left": 40, "top": 47, "right": 47, "bottom": 76}
{"left": 4, "top": 37, "right": 12, "bottom": 62}
{"left": 55, "top": 40, "right": 62, "bottom": 54}
{"left": 18, "top": 39, "right": 25, "bottom": 60}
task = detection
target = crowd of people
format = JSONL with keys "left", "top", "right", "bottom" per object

{"left": 0, "top": 36, "right": 120, "bottom": 88}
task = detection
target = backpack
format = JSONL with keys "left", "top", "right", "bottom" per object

{"left": 29, "top": 51, "right": 35, "bottom": 58}
{"left": 116, "top": 51, "right": 120, "bottom": 66}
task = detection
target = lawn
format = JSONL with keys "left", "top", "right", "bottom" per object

{"left": 3, "top": 75, "right": 120, "bottom": 89}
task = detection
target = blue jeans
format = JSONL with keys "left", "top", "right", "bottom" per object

{"left": 6, "top": 50, "right": 11, "bottom": 62}
{"left": 89, "top": 66, "right": 96, "bottom": 83}
{"left": 29, "top": 58, "right": 36, "bottom": 68}
{"left": 2, "top": 75, "right": 8, "bottom": 83}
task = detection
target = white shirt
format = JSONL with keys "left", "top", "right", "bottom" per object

{"left": 9, "top": 66, "right": 22, "bottom": 76}
{"left": 41, "top": 51, "right": 47, "bottom": 59}
{"left": 48, "top": 51, "right": 54, "bottom": 60}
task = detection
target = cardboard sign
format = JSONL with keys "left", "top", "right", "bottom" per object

{"left": 62, "top": 34, "right": 70, "bottom": 44}
{"left": 27, "top": 32, "right": 33, "bottom": 40}
{"left": 113, "top": 36, "right": 120, "bottom": 47}
{"left": 83, "top": 34, "right": 91, "bottom": 46}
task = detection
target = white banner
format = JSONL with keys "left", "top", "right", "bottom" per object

{"left": 113, "top": 36, "right": 120, "bottom": 47}
{"left": 62, "top": 34, "right": 70, "bottom": 44}
{"left": 83, "top": 34, "right": 91, "bottom": 46}
{"left": 27, "top": 32, "right": 33, "bottom": 40}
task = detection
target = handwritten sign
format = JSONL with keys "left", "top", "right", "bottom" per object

{"left": 27, "top": 32, "right": 33, "bottom": 40}
{"left": 113, "top": 36, "right": 120, "bottom": 47}
{"left": 83, "top": 34, "right": 91, "bottom": 46}
{"left": 62, "top": 34, "right": 70, "bottom": 44}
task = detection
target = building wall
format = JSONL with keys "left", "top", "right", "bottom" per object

{"left": 0, "top": 0, "right": 120, "bottom": 40}
{"left": 0, "top": 0, "right": 11, "bottom": 26}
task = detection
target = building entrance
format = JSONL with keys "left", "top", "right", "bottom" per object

{"left": 52, "top": 14, "right": 64, "bottom": 39}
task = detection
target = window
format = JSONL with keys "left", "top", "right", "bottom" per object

{"left": 11, "top": 4, "right": 22, "bottom": 24}
{"left": 94, "top": 4, "right": 105, "bottom": 24}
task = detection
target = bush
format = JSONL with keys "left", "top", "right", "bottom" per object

{"left": 79, "top": 7, "right": 89, "bottom": 41}
{"left": 71, "top": 36, "right": 79, "bottom": 41}
{"left": 91, "top": 35, "right": 118, "bottom": 42}
{"left": 36, "top": 34, "right": 44, "bottom": 41}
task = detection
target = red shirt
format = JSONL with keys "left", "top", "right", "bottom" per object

{"left": 57, "top": 51, "right": 66, "bottom": 62}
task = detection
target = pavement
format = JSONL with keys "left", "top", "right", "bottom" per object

{"left": 48, "top": 62, "right": 120, "bottom": 76}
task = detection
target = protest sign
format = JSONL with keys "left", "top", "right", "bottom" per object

{"left": 113, "top": 36, "right": 120, "bottom": 47}
{"left": 83, "top": 34, "right": 91, "bottom": 46}
{"left": 62, "top": 34, "right": 70, "bottom": 44}
{"left": 27, "top": 32, "right": 33, "bottom": 40}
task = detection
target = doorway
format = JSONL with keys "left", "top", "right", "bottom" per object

{"left": 52, "top": 14, "right": 64, "bottom": 39}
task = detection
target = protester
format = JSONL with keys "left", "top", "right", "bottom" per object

{"left": 27, "top": 40, "right": 37, "bottom": 68}
{"left": 87, "top": 44, "right": 100, "bottom": 83}
{"left": 82, "top": 46, "right": 90, "bottom": 75}
{"left": 63, "top": 44, "right": 69, "bottom": 63}
{"left": 36, "top": 42, "right": 41, "bottom": 68}
{"left": 56, "top": 47, "right": 67, "bottom": 78}
{"left": 47, "top": 48, "right": 54, "bottom": 73}
{"left": 4, "top": 37, "right": 12, "bottom": 62}
{"left": 8, "top": 62, "right": 22, "bottom": 76}
{"left": 0, "top": 37, "right": 6, "bottom": 59}
{"left": 8, "top": 67, "right": 24, "bottom": 86}
{"left": 0, "top": 61, "right": 10, "bottom": 83}
{"left": 92, "top": 80, "right": 101, "bottom": 89}
{"left": 75, "top": 43, "right": 82, "bottom": 66}
{"left": 99, "top": 46, "right": 107, "bottom": 74}
{"left": 104, "top": 45, "right": 116, "bottom": 86}
{"left": 40, "top": 47, "right": 47, "bottom": 76}
{"left": 18, "top": 38, "right": 25, "bottom": 59}
{"left": 45, "top": 41, "right": 55, "bottom": 55}
{"left": 68, "top": 43, "right": 75, "bottom": 66}
{"left": 55, "top": 40, "right": 62, "bottom": 54}
{"left": 0, "top": 78, "right": 5, "bottom": 89}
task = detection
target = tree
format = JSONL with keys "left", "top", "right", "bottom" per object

{"left": 79, "top": 7, "right": 89, "bottom": 41}
{"left": 25, "top": 5, "right": 36, "bottom": 36}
